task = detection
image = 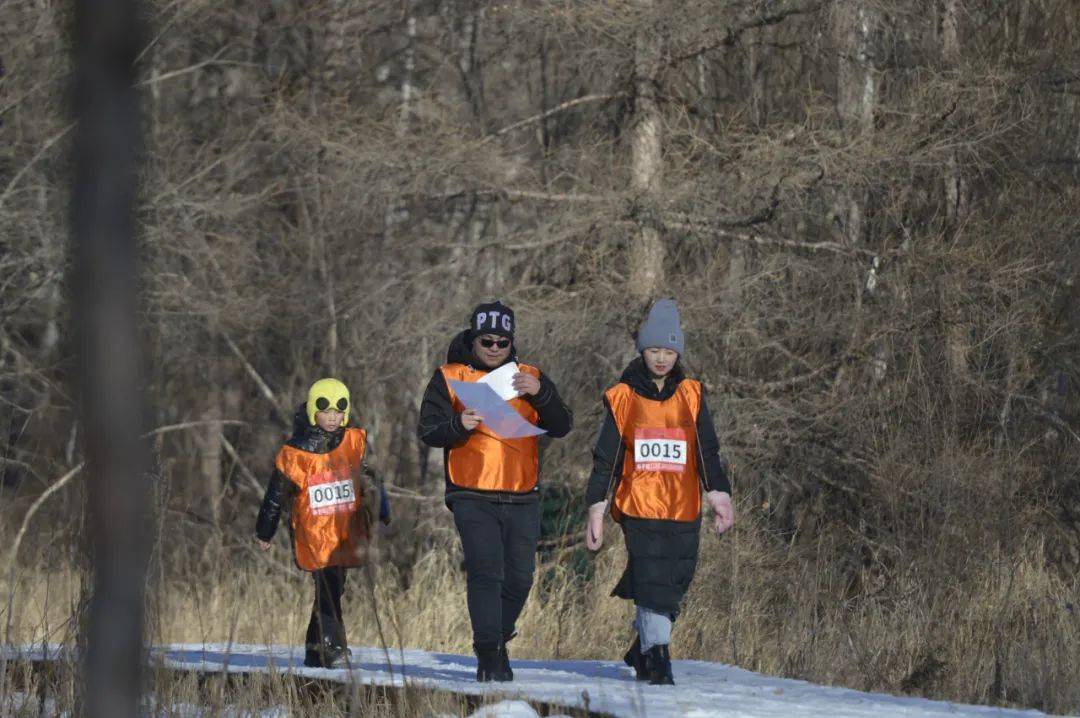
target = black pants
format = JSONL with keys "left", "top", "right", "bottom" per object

{"left": 305, "top": 566, "right": 347, "bottom": 650}
{"left": 451, "top": 499, "right": 540, "bottom": 648}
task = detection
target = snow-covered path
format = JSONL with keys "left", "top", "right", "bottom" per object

{"left": 140, "top": 643, "right": 1055, "bottom": 718}
{"left": 2, "top": 644, "right": 1062, "bottom": 717}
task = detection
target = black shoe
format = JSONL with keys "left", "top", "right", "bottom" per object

{"left": 475, "top": 643, "right": 512, "bottom": 682}
{"left": 303, "top": 642, "right": 351, "bottom": 668}
{"left": 496, "top": 639, "right": 514, "bottom": 682}
{"left": 623, "top": 635, "right": 647, "bottom": 680}
{"left": 499, "top": 632, "right": 516, "bottom": 681}
{"left": 324, "top": 644, "right": 351, "bottom": 668}
{"left": 645, "top": 644, "right": 674, "bottom": 686}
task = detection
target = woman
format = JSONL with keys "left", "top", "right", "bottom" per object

{"left": 584, "top": 299, "right": 735, "bottom": 685}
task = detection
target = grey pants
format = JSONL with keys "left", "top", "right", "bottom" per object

{"left": 635, "top": 605, "right": 673, "bottom": 651}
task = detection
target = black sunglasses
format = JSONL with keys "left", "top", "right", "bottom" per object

{"left": 479, "top": 338, "right": 511, "bottom": 349}
{"left": 315, "top": 397, "right": 348, "bottom": 411}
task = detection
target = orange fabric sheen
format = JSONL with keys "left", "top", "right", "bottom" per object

{"left": 441, "top": 363, "right": 541, "bottom": 493}
{"left": 606, "top": 380, "right": 703, "bottom": 522}
{"left": 274, "top": 427, "right": 369, "bottom": 571}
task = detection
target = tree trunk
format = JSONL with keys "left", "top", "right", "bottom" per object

{"left": 748, "top": 5, "right": 771, "bottom": 128}
{"left": 835, "top": 0, "right": 877, "bottom": 246}
{"left": 629, "top": 0, "right": 664, "bottom": 301}
{"left": 199, "top": 404, "right": 222, "bottom": 527}
{"left": 941, "top": 0, "right": 970, "bottom": 383}
{"left": 401, "top": 5, "right": 417, "bottom": 132}
{"left": 71, "top": 1, "right": 150, "bottom": 714}
{"left": 831, "top": 0, "right": 879, "bottom": 393}
{"left": 942, "top": 0, "right": 966, "bottom": 227}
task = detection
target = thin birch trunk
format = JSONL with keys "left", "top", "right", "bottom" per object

{"left": 941, "top": 0, "right": 970, "bottom": 382}
{"left": 629, "top": 0, "right": 664, "bottom": 300}
{"left": 832, "top": 0, "right": 879, "bottom": 392}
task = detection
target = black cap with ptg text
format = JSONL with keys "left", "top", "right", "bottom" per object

{"left": 469, "top": 301, "right": 515, "bottom": 340}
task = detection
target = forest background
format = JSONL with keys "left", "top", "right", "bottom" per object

{"left": 1, "top": 0, "right": 1079, "bottom": 714}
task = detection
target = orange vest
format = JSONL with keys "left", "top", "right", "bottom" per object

{"left": 275, "top": 427, "right": 370, "bottom": 571}
{"left": 606, "top": 379, "right": 703, "bottom": 522}
{"left": 441, "top": 363, "right": 541, "bottom": 493}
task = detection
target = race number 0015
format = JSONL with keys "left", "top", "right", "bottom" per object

{"left": 633, "top": 427, "right": 689, "bottom": 473}
{"left": 636, "top": 440, "right": 684, "bottom": 461}
{"left": 308, "top": 478, "right": 355, "bottom": 515}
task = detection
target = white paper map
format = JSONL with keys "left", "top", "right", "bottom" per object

{"left": 478, "top": 361, "right": 522, "bottom": 401}
{"left": 449, "top": 380, "right": 547, "bottom": 440}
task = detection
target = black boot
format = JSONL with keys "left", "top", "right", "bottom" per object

{"left": 623, "top": 635, "right": 647, "bottom": 680}
{"left": 303, "top": 640, "right": 351, "bottom": 668}
{"left": 324, "top": 643, "right": 351, "bottom": 668}
{"left": 475, "top": 643, "right": 512, "bottom": 682}
{"left": 303, "top": 644, "right": 323, "bottom": 668}
{"left": 498, "top": 633, "right": 515, "bottom": 681}
{"left": 645, "top": 644, "right": 674, "bottom": 686}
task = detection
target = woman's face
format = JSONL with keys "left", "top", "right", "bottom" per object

{"left": 315, "top": 409, "right": 345, "bottom": 432}
{"left": 472, "top": 333, "right": 512, "bottom": 368}
{"left": 642, "top": 347, "right": 679, "bottom": 378}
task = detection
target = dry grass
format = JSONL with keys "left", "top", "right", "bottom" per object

{"left": 5, "top": 508, "right": 1078, "bottom": 714}
{"left": 2, "top": 660, "right": 568, "bottom": 717}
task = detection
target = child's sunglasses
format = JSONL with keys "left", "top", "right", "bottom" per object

{"left": 479, "top": 338, "right": 511, "bottom": 349}
{"left": 315, "top": 397, "right": 349, "bottom": 411}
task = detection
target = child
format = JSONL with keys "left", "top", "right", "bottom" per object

{"left": 254, "top": 378, "right": 391, "bottom": 668}
{"left": 584, "top": 299, "right": 735, "bottom": 685}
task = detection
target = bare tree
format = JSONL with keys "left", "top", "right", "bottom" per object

{"left": 834, "top": 0, "right": 877, "bottom": 246}
{"left": 628, "top": 0, "right": 665, "bottom": 300}
{"left": 71, "top": 1, "right": 150, "bottom": 716}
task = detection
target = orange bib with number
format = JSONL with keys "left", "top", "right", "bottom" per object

{"left": 275, "top": 427, "right": 369, "bottom": 570}
{"left": 441, "top": 363, "right": 541, "bottom": 493}
{"left": 606, "top": 380, "right": 703, "bottom": 522}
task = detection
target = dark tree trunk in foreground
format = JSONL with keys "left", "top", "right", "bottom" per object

{"left": 71, "top": 1, "right": 150, "bottom": 716}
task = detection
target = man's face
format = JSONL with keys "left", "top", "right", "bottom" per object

{"left": 643, "top": 347, "right": 678, "bottom": 378}
{"left": 472, "top": 333, "right": 512, "bottom": 368}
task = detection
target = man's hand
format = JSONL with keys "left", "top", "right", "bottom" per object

{"left": 585, "top": 501, "right": 607, "bottom": 551}
{"left": 706, "top": 491, "right": 734, "bottom": 535}
{"left": 512, "top": 372, "right": 541, "bottom": 396}
{"left": 255, "top": 537, "right": 271, "bottom": 551}
{"left": 460, "top": 408, "right": 482, "bottom": 431}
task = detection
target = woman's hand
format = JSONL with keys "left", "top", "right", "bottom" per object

{"left": 255, "top": 537, "right": 271, "bottom": 551}
{"left": 586, "top": 501, "right": 607, "bottom": 551}
{"left": 706, "top": 491, "right": 734, "bottom": 535}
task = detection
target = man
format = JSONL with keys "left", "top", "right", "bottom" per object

{"left": 418, "top": 301, "right": 573, "bottom": 681}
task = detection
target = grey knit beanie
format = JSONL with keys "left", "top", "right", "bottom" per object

{"left": 635, "top": 298, "right": 684, "bottom": 354}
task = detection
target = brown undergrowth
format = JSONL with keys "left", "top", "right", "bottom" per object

{"left": 5, "top": 504, "right": 1078, "bottom": 714}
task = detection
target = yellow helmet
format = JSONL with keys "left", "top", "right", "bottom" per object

{"left": 306, "top": 378, "right": 350, "bottom": 426}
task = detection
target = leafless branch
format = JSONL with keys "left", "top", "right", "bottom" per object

{"left": 487, "top": 93, "right": 625, "bottom": 139}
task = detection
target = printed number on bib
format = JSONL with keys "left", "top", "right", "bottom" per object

{"left": 633, "top": 428, "right": 688, "bottom": 473}
{"left": 308, "top": 476, "right": 356, "bottom": 516}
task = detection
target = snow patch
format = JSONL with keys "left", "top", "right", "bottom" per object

{"left": 3, "top": 644, "right": 1062, "bottom": 718}
{"left": 466, "top": 699, "right": 541, "bottom": 718}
